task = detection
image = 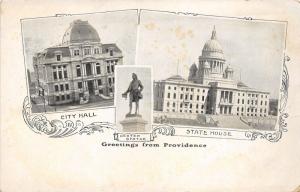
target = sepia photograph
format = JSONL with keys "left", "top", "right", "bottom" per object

{"left": 137, "top": 10, "right": 287, "bottom": 130}
{"left": 22, "top": 10, "right": 138, "bottom": 113}
{"left": 115, "top": 66, "right": 152, "bottom": 132}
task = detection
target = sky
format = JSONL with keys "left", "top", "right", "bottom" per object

{"left": 21, "top": 10, "right": 138, "bottom": 71}
{"left": 137, "top": 10, "right": 287, "bottom": 99}
{"left": 115, "top": 66, "right": 152, "bottom": 132}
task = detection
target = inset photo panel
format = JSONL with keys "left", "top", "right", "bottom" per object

{"left": 21, "top": 10, "right": 138, "bottom": 113}
{"left": 137, "top": 10, "right": 287, "bottom": 131}
{"left": 115, "top": 66, "right": 153, "bottom": 132}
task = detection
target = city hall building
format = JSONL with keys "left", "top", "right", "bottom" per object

{"left": 154, "top": 27, "right": 270, "bottom": 117}
{"left": 33, "top": 20, "right": 122, "bottom": 105}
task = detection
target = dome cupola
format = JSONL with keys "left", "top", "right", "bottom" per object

{"left": 201, "top": 26, "right": 225, "bottom": 60}
{"left": 62, "top": 20, "right": 100, "bottom": 45}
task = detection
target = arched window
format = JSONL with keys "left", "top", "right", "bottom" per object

{"left": 76, "top": 65, "right": 81, "bottom": 77}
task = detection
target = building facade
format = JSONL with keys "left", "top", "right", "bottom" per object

{"left": 154, "top": 27, "right": 270, "bottom": 117}
{"left": 33, "top": 20, "right": 122, "bottom": 105}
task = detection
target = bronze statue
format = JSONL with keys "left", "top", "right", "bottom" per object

{"left": 122, "top": 73, "right": 144, "bottom": 116}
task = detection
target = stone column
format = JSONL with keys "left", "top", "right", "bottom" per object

{"left": 82, "top": 64, "right": 86, "bottom": 76}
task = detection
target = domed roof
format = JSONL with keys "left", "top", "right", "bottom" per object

{"left": 62, "top": 20, "right": 100, "bottom": 45}
{"left": 190, "top": 63, "right": 198, "bottom": 70}
{"left": 166, "top": 75, "right": 186, "bottom": 82}
{"left": 237, "top": 81, "right": 248, "bottom": 88}
{"left": 201, "top": 26, "right": 225, "bottom": 60}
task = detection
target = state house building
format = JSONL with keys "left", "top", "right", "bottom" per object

{"left": 33, "top": 20, "right": 122, "bottom": 105}
{"left": 154, "top": 27, "right": 270, "bottom": 117}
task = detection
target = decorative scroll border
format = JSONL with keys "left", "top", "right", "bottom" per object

{"left": 244, "top": 56, "right": 289, "bottom": 142}
{"left": 21, "top": 12, "right": 289, "bottom": 142}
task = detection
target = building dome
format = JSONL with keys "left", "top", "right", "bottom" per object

{"left": 190, "top": 63, "right": 197, "bottom": 70}
{"left": 166, "top": 75, "right": 186, "bottom": 82}
{"left": 62, "top": 20, "right": 100, "bottom": 45}
{"left": 201, "top": 26, "right": 225, "bottom": 60}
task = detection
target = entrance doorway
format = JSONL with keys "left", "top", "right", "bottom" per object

{"left": 87, "top": 80, "right": 94, "bottom": 94}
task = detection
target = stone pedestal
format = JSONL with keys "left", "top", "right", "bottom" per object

{"left": 120, "top": 114, "right": 148, "bottom": 132}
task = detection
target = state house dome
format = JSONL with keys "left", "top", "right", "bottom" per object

{"left": 201, "top": 26, "right": 225, "bottom": 60}
{"left": 62, "top": 20, "right": 100, "bottom": 45}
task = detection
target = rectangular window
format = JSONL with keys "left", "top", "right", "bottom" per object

{"left": 61, "top": 95, "right": 65, "bottom": 101}
{"left": 65, "top": 84, "right": 69, "bottom": 91}
{"left": 56, "top": 55, "right": 61, "bottom": 61}
{"left": 202, "top": 96, "right": 205, "bottom": 101}
{"left": 58, "top": 71, "right": 62, "bottom": 79}
{"left": 74, "top": 50, "right": 79, "bottom": 56}
{"left": 107, "top": 65, "right": 111, "bottom": 73}
{"left": 98, "top": 79, "right": 102, "bottom": 86}
{"left": 55, "top": 96, "right": 60, "bottom": 101}
{"left": 167, "top": 93, "right": 170, "bottom": 98}
{"left": 190, "top": 95, "right": 193, "bottom": 100}
{"left": 94, "top": 48, "right": 99, "bottom": 54}
{"left": 108, "top": 78, "right": 112, "bottom": 86}
{"left": 96, "top": 65, "right": 101, "bottom": 74}
{"left": 60, "top": 84, "right": 64, "bottom": 91}
{"left": 78, "top": 82, "right": 83, "bottom": 89}
{"left": 84, "top": 48, "right": 90, "bottom": 55}
{"left": 173, "top": 93, "right": 176, "bottom": 99}
{"left": 66, "top": 94, "right": 70, "bottom": 100}
{"left": 109, "top": 50, "right": 113, "bottom": 56}
{"left": 53, "top": 71, "right": 57, "bottom": 80}
{"left": 54, "top": 85, "right": 59, "bottom": 92}
{"left": 180, "top": 94, "right": 183, "bottom": 99}
{"left": 64, "top": 70, "right": 68, "bottom": 78}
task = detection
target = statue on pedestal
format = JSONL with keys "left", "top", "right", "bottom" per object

{"left": 122, "top": 73, "right": 144, "bottom": 116}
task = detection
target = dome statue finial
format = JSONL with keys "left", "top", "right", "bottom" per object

{"left": 211, "top": 25, "right": 217, "bottom": 40}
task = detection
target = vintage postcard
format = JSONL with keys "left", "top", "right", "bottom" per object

{"left": 1, "top": 1, "right": 300, "bottom": 192}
